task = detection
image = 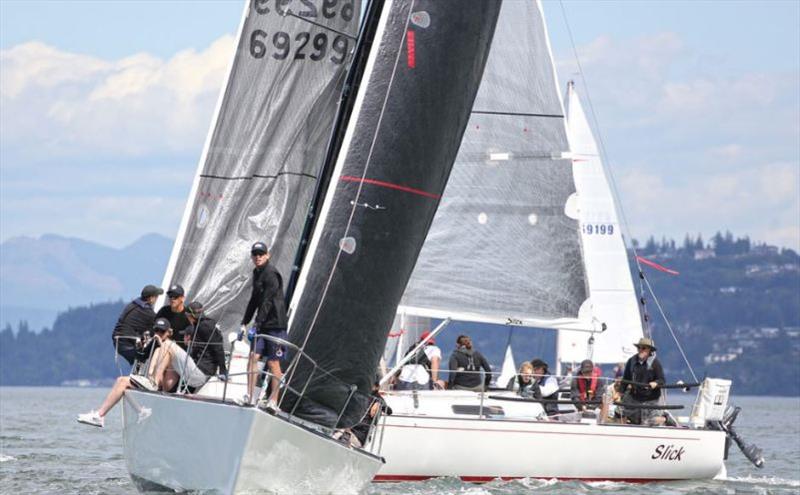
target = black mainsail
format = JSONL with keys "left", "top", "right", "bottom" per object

{"left": 284, "top": 0, "right": 503, "bottom": 428}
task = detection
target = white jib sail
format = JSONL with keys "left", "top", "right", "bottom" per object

{"left": 557, "top": 81, "right": 643, "bottom": 365}
{"left": 496, "top": 344, "right": 517, "bottom": 388}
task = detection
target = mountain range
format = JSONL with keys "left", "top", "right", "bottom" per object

{"left": 0, "top": 233, "right": 172, "bottom": 331}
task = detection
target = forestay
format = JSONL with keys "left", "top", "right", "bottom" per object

{"left": 399, "top": 0, "right": 588, "bottom": 329}
{"left": 285, "top": 0, "right": 502, "bottom": 429}
{"left": 557, "top": 81, "right": 643, "bottom": 364}
{"left": 160, "top": 0, "right": 361, "bottom": 332}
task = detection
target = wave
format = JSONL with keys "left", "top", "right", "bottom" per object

{"left": 0, "top": 454, "right": 16, "bottom": 462}
{"left": 724, "top": 475, "right": 800, "bottom": 488}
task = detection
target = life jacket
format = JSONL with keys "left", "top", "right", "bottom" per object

{"left": 576, "top": 367, "right": 602, "bottom": 400}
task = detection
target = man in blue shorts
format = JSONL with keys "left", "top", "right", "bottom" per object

{"left": 240, "top": 241, "right": 288, "bottom": 407}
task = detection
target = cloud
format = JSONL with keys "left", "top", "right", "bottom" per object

{"left": 1, "top": 36, "right": 233, "bottom": 160}
{"left": 556, "top": 32, "right": 799, "bottom": 249}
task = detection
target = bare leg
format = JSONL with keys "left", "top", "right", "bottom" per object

{"left": 247, "top": 353, "right": 263, "bottom": 402}
{"left": 267, "top": 359, "right": 283, "bottom": 403}
{"left": 148, "top": 342, "right": 175, "bottom": 389}
{"left": 98, "top": 377, "right": 132, "bottom": 417}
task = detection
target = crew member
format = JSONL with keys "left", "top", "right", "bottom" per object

{"left": 621, "top": 337, "right": 666, "bottom": 425}
{"left": 241, "top": 241, "right": 288, "bottom": 407}
{"left": 111, "top": 284, "right": 163, "bottom": 365}
{"left": 530, "top": 358, "right": 560, "bottom": 416}
{"left": 395, "top": 331, "right": 445, "bottom": 390}
{"left": 570, "top": 359, "right": 602, "bottom": 411}
{"left": 156, "top": 284, "right": 191, "bottom": 349}
{"left": 447, "top": 335, "right": 492, "bottom": 391}
{"left": 184, "top": 301, "right": 228, "bottom": 380}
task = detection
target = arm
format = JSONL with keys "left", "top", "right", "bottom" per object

{"left": 241, "top": 290, "right": 257, "bottom": 326}
{"left": 622, "top": 359, "right": 633, "bottom": 392}
{"left": 650, "top": 359, "right": 665, "bottom": 388}
{"left": 479, "top": 353, "right": 492, "bottom": 388}
{"left": 447, "top": 354, "right": 457, "bottom": 387}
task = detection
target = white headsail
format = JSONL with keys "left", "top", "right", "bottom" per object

{"left": 557, "top": 81, "right": 643, "bottom": 365}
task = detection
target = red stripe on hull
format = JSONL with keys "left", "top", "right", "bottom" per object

{"left": 373, "top": 474, "right": 675, "bottom": 483}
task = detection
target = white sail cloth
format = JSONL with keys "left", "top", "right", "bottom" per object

{"left": 399, "top": 0, "right": 588, "bottom": 328}
{"left": 557, "top": 82, "right": 643, "bottom": 365}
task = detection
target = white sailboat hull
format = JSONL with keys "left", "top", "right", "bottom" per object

{"left": 122, "top": 390, "right": 383, "bottom": 494}
{"left": 371, "top": 391, "right": 725, "bottom": 483}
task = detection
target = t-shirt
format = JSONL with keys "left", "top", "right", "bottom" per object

{"left": 155, "top": 305, "right": 192, "bottom": 349}
{"left": 398, "top": 345, "right": 442, "bottom": 385}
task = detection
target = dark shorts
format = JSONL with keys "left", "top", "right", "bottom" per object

{"left": 115, "top": 341, "right": 140, "bottom": 366}
{"left": 252, "top": 328, "right": 288, "bottom": 361}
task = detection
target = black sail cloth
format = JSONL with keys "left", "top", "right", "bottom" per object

{"left": 284, "top": 0, "right": 503, "bottom": 428}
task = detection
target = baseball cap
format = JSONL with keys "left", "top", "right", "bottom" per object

{"left": 166, "top": 284, "right": 185, "bottom": 298}
{"left": 153, "top": 317, "right": 171, "bottom": 333}
{"left": 185, "top": 301, "right": 204, "bottom": 318}
{"left": 251, "top": 242, "right": 268, "bottom": 255}
{"left": 141, "top": 284, "right": 164, "bottom": 298}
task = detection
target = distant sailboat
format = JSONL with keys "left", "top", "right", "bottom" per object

{"left": 120, "top": 0, "right": 502, "bottom": 493}
{"left": 370, "top": 0, "right": 752, "bottom": 483}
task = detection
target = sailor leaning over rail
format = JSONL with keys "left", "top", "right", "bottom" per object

{"left": 78, "top": 317, "right": 172, "bottom": 428}
{"left": 240, "top": 241, "right": 288, "bottom": 407}
{"left": 621, "top": 337, "right": 666, "bottom": 425}
{"left": 395, "top": 330, "right": 445, "bottom": 391}
{"left": 111, "top": 284, "right": 162, "bottom": 365}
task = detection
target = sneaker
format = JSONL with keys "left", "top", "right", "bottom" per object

{"left": 129, "top": 375, "right": 158, "bottom": 391}
{"left": 234, "top": 394, "right": 251, "bottom": 407}
{"left": 77, "top": 410, "right": 104, "bottom": 428}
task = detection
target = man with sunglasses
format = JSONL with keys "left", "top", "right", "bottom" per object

{"left": 156, "top": 284, "right": 191, "bottom": 350}
{"left": 240, "top": 241, "right": 288, "bottom": 407}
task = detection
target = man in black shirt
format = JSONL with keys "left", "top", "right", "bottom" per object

{"left": 621, "top": 337, "right": 666, "bottom": 425}
{"left": 111, "top": 284, "right": 163, "bottom": 365}
{"left": 241, "top": 242, "right": 288, "bottom": 406}
{"left": 184, "top": 301, "right": 228, "bottom": 379}
{"left": 447, "top": 335, "right": 492, "bottom": 391}
{"left": 156, "top": 284, "right": 191, "bottom": 350}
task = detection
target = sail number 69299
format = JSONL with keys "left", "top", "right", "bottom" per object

{"left": 250, "top": 30, "right": 349, "bottom": 64}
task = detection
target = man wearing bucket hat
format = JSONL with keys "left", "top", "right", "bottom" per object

{"left": 621, "top": 337, "right": 666, "bottom": 425}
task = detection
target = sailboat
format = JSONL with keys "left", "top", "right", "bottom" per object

{"left": 120, "top": 0, "right": 502, "bottom": 493}
{"left": 368, "top": 0, "right": 758, "bottom": 482}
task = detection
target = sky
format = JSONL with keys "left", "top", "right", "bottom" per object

{"left": 1, "top": 0, "right": 798, "bottom": 250}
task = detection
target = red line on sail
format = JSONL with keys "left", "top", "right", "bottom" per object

{"left": 340, "top": 176, "right": 441, "bottom": 199}
{"left": 406, "top": 30, "right": 416, "bottom": 68}
{"left": 636, "top": 256, "right": 680, "bottom": 275}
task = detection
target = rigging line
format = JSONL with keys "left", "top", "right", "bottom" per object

{"left": 198, "top": 171, "right": 317, "bottom": 181}
{"left": 284, "top": 12, "right": 359, "bottom": 40}
{"left": 471, "top": 110, "right": 564, "bottom": 118}
{"left": 642, "top": 275, "right": 699, "bottom": 382}
{"left": 296, "top": 2, "right": 415, "bottom": 356}
{"left": 558, "top": 0, "right": 662, "bottom": 337}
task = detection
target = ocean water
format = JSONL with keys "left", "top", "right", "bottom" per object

{"left": 1, "top": 387, "right": 798, "bottom": 494}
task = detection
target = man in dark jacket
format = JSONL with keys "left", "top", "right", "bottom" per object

{"left": 184, "top": 301, "right": 228, "bottom": 379}
{"left": 156, "top": 284, "right": 192, "bottom": 350}
{"left": 621, "top": 337, "right": 666, "bottom": 425}
{"left": 111, "top": 284, "right": 163, "bottom": 365}
{"left": 447, "top": 335, "right": 492, "bottom": 391}
{"left": 241, "top": 242, "right": 288, "bottom": 406}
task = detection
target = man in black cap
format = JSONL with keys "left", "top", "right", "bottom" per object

{"left": 111, "top": 284, "right": 163, "bottom": 365}
{"left": 156, "top": 284, "right": 191, "bottom": 350}
{"left": 621, "top": 337, "right": 666, "bottom": 425}
{"left": 241, "top": 241, "right": 288, "bottom": 406}
{"left": 184, "top": 301, "right": 228, "bottom": 380}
